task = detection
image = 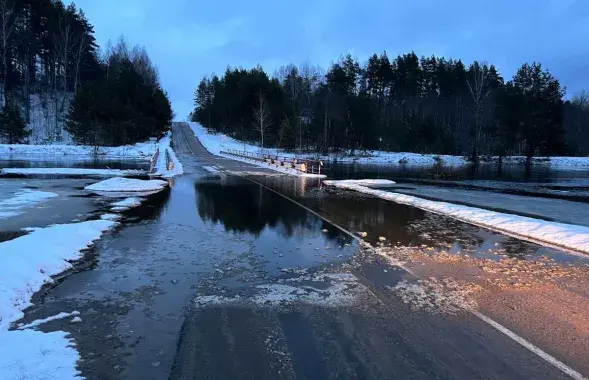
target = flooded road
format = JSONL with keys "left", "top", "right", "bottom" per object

{"left": 10, "top": 123, "right": 587, "bottom": 379}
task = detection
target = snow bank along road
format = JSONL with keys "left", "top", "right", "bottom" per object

{"left": 163, "top": 122, "right": 585, "bottom": 380}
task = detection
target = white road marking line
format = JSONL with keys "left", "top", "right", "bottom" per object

{"left": 473, "top": 311, "right": 587, "bottom": 380}
{"left": 181, "top": 123, "right": 588, "bottom": 380}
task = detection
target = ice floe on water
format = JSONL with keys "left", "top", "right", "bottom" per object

{"left": 85, "top": 177, "right": 168, "bottom": 193}
{"left": 0, "top": 189, "right": 57, "bottom": 219}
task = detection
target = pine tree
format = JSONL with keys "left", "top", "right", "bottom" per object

{"left": 0, "top": 101, "right": 30, "bottom": 144}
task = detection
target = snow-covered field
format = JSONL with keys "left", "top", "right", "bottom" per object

{"left": 188, "top": 122, "right": 589, "bottom": 168}
{"left": 324, "top": 179, "right": 589, "bottom": 255}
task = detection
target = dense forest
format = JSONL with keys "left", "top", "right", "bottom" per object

{"left": 0, "top": 0, "right": 172, "bottom": 145}
{"left": 191, "top": 53, "right": 589, "bottom": 163}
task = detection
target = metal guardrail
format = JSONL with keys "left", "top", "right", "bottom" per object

{"left": 165, "top": 149, "right": 174, "bottom": 171}
{"left": 150, "top": 147, "right": 160, "bottom": 173}
{"left": 221, "top": 149, "right": 322, "bottom": 175}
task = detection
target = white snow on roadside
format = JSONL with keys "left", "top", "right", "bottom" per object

{"left": 324, "top": 179, "right": 589, "bottom": 254}
{"left": 0, "top": 189, "right": 58, "bottom": 219}
{"left": 0, "top": 330, "right": 82, "bottom": 379}
{"left": 85, "top": 177, "right": 167, "bottom": 193}
{"left": 1, "top": 167, "right": 145, "bottom": 177}
{"left": 188, "top": 121, "right": 589, "bottom": 168}
{"left": 17, "top": 311, "right": 80, "bottom": 330}
{"left": 188, "top": 122, "right": 326, "bottom": 178}
{"left": 152, "top": 132, "right": 184, "bottom": 179}
{"left": 0, "top": 220, "right": 116, "bottom": 329}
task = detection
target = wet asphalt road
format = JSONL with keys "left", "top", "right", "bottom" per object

{"left": 165, "top": 123, "right": 571, "bottom": 380}
{"left": 13, "top": 123, "right": 578, "bottom": 380}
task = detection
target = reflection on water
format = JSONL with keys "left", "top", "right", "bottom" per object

{"left": 325, "top": 161, "right": 589, "bottom": 184}
{"left": 196, "top": 179, "right": 329, "bottom": 239}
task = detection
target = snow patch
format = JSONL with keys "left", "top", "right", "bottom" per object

{"left": 111, "top": 197, "right": 142, "bottom": 209}
{"left": 0, "top": 330, "right": 82, "bottom": 380}
{"left": 0, "top": 190, "right": 58, "bottom": 219}
{"left": 17, "top": 311, "right": 80, "bottom": 330}
{"left": 85, "top": 177, "right": 167, "bottom": 193}
{"left": 324, "top": 179, "right": 589, "bottom": 254}
{"left": 0, "top": 220, "right": 116, "bottom": 329}
{"left": 0, "top": 140, "right": 157, "bottom": 158}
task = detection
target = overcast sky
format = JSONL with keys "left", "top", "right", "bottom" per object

{"left": 68, "top": 0, "right": 589, "bottom": 120}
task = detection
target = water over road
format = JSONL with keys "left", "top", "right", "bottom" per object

{"left": 13, "top": 123, "right": 584, "bottom": 380}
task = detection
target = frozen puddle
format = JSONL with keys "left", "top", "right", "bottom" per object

{"left": 194, "top": 270, "right": 370, "bottom": 309}
{"left": 0, "top": 189, "right": 57, "bottom": 219}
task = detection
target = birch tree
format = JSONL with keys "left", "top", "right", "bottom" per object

{"left": 465, "top": 61, "right": 492, "bottom": 162}
{"left": 253, "top": 92, "right": 272, "bottom": 149}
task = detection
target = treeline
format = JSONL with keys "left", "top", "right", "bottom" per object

{"left": 191, "top": 52, "right": 589, "bottom": 162}
{"left": 0, "top": 0, "right": 172, "bottom": 145}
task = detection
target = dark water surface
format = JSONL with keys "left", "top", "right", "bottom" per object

{"left": 0, "top": 157, "right": 148, "bottom": 170}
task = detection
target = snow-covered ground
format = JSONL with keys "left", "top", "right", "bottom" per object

{"left": 0, "top": 139, "right": 158, "bottom": 158}
{"left": 0, "top": 189, "right": 57, "bottom": 219}
{"left": 0, "top": 167, "right": 146, "bottom": 177}
{"left": 0, "top": 220, "right": 116, "bottom": 379}
{"left": 0, "top": 220, "right": 116, "bottom": 329}
{"left": 85, "top": 177, "right": 168, "bottom": 193}
{"left": 0, "top": 329, "right": 82, "bottom": 379}
{"left": 324, "top": 179, "right": 589, "bottom": 254}
{"left": 188, "top": 122, "right": 589, "bottom": 168}
{"left": 188, "top": 122, "right": 325, "bottom": 178}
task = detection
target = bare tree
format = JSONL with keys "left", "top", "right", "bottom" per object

{"left": 0, "top": 0, "right": 16, "bottom": 108}
{"left": 465, "top": 61, "right": 493, "bottom": 161}
{"left": 253, "top": 92, "right": 272, "bottom": 149}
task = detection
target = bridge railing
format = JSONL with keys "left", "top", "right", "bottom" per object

{"left": 221, "top": 149, "right": 322, "bottom": 175}
{"left": 149, "top": 147, "right": 160, "bottom": 174}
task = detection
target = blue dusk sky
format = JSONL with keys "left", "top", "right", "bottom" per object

{"left": 67, "top": 0, "right": 589, "bottom": 119}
